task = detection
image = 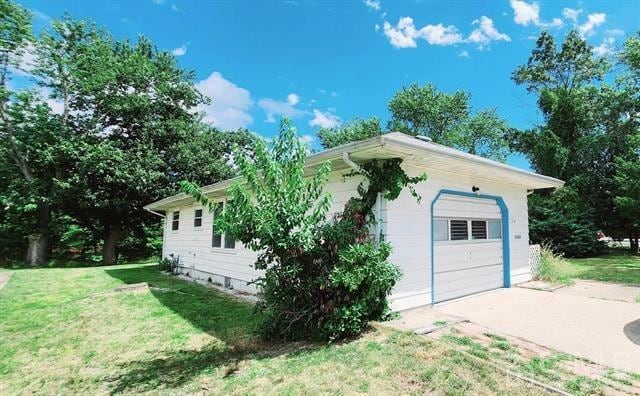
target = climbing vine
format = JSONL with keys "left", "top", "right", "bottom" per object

{"left": 181, "top": 119, "right": 427, "bottom": 341}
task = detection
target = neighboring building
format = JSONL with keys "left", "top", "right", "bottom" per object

{"left": 144, "top": 133, "right": 563, "bottom": 311}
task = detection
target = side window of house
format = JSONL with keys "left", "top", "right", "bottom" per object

{"left": 171, "top": 211, "right": 179, "bottom": 231}
{"left": 211, "top": 203, "right": 223, "bottom": 247}
{"left": 211, "top": 201, "right": 237, "bottom": 249}
{"left": 194, "top": 209, "right": 203, "bottom": 227}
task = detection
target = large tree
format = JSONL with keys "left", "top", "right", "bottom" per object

{"left": 317, "top": 117, "right": 383, "bottom": 149}
{"left": 512, "top": 30, "right": 609, "bottom": 180}
{"left": 387, "top": 83, "right": 510, "bottom": 161}
{"left": 513, "top": 29, "right": 640, "bottom": 254}
{"left": 0, "top": 0, "right": 63, "bottom": 264}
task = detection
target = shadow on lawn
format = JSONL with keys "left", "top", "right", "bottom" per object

{"left": 104, "top": 266, "right": 327, "bottom": 394}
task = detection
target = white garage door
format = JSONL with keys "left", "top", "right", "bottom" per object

{"left": 433, "top": 195, "right": 504, "bottom": 303}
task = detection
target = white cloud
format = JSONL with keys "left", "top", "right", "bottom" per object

{"left": 38, "top": 87, "right": 64, "bottom": 115}
{"left": 383, "top": 16, "right": 509, "bottom": 50}
{"left": 287, "top": 93, "right": 300, "bottom": 106}
{"left": 195, "top": 71, "right": 253, "bottom": 130}
{"left": 152, "top": 0, "right": 165, "bottom": 4}
{"left": 300, "top": 134, "right": 316, "bottom": 145}
{"left": 467, "top": 16, "right": 511, "bottom": 48}
{"left": 171, "top": 44, "right": 187, "bottom": 56}
{"left": 309, "top": 109, "right": 341, "bottom": 129}
{"left": 593, "top": 30, "right": 622, "bottom": 58}
{"left": 374, "top": 23, "right": 380, "bottom": 32}
{"left": 593, "top": 38, "right": 614, "bottom": 58}
{"left": 171, "top": 4, "right": 184, "bottom": 13}
{"left": 508, "top": 0, "right": 563, "bottom": 29}
{"left": 363, "top": 0, "right": 381, "bottom": 11}
{"left": 561, "top": 7, "right": 582, "bottom": 23}
{"left": 547, "top": 18, "right": 564, "bottom": 28}
{"left": 458, "top": 50, "right": 470, "bottom": 58}
{"left": 8, "top": 43, "right": 37, "bottom": 77}
{"left": 258, "top": 93, "right": 307, "bottom": 123}
{"left": 383, "top": 17, "right": 463, "bottom": 48}
{"left": 509, "top": 0, "right": 540, "bottom": 26}
{"left": 31, "top": 9, "right": 50, "bottom": 21}
{"left": 420, "top": 24, "right": 465, "bottom": 45}
{"left": 578, "top": 13, "right": 606, "bottom": 37}
{"left": 606, "top": 28, "right": 625, "bottom": 37}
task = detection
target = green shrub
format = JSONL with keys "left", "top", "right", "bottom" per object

{"left": 537, "top": 245, "right": 574, "bottom": 285}
{"left": 182, "top": 119, "right": 426, "bottom": 341}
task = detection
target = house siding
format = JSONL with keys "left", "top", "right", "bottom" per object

{"left": 162, "top": 163, "right": 532, "bottom": 311}
{"left": 385, "top": 164, "right": 531, "bottom": 311}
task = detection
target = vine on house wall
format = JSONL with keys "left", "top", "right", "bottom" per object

{"left": 181, "top": 119, "right": 427, "bottom": 341}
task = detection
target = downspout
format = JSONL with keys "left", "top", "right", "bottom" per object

{"left": 145, "top": 208, "right": 167, "bottom": 259}
{"left": 343, "top": 152, "right": 382, "bottom": 245}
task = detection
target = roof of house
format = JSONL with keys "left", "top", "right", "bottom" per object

{"left": 144, "top": 132, "right": 564, "bottom": 212}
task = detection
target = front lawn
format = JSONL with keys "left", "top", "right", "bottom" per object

{"left": 0, "top": 263, "right": 546, "bottom": 394}
{"left": 567, "top": 250, "right": 640, "bottom": 284}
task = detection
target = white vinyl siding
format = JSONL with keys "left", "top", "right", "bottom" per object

{"left": 162, "top": 168, "right": 365, "bottom": 295}
{"left": 161, "top": 164, "right": 533, "bottom": 310}
{"left": 385, "top": 164, "right": 531, "bottom": 310}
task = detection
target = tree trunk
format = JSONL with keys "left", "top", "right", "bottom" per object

{"left": 25, "top": 234, "right": 49, "bottom": 266}
{"left": 25, "top": 200, "right": 51, "bottom": 266}
{"left": 102, "top": 225, "right": 123, "bottom": 265}
{"left": 631, "top": 235, "right": 639, "bottom": 255}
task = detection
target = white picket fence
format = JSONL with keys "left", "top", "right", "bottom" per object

{"left": 529, "top": 244, "right": 542, "bottom": 278}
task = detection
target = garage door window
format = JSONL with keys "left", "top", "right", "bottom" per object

{"left": 471, "top": 220, "right": 487, "bottom": 240}
{"left": 435, "top": 217, "right": 502, "bottom": 242}
{"left": 434, "top": 219, "right": 449, "bottom": 241}
{"left": 450, "top": 220, "right": 469, "bottom": 240}
{"left": 488, "top": 219, "right": 502, "bottom": 239}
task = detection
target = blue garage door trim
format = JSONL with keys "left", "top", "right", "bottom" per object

{"left": 430, "top": 189, "right": 511, "bottom": 304}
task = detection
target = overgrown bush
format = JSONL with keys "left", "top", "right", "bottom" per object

{"left": 182, "top": 119, "right": 426, "bottom": 341}
{"left": 536, "top": 244, "right": 574, "bottom": 285}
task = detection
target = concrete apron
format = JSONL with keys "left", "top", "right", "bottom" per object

{"left": 435, "top": 287, "right": 640, "bottom": 373}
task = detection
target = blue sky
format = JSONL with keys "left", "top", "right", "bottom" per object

{"left": 17, "top": 0, "right": 640, "bottom": 170}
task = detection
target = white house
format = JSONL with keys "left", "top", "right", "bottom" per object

{"left": 144, "top": 132, "right": 563, "bottom": 311}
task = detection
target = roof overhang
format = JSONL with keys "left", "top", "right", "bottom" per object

{"left": 144, "top": 132, "right": 564, "bottom": 212}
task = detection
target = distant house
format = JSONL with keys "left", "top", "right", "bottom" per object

{"left": 145, "top": 133, "right": 563, "bottom": 311}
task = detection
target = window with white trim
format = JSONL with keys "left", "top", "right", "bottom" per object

{"left": 194, "top": 209, "right": 203, "bottom": 227}
{"left": 434, "top": 217, "right": 502, "bottom": 242}
{"left": 171, "top": 211, "right": 179, "bottom": 231}
{"left": 211, "top": 201, "right": 236, "bottom": 249}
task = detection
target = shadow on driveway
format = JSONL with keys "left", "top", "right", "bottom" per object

{"left": 624, "top": 319, "right": 640, "bottom": 346}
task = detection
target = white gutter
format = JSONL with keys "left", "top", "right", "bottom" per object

{"left": 342, "top": 151, "right": 364, "bottom": 174}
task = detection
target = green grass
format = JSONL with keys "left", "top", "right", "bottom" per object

{"left": 519, "top": 354, "right": 572, "bottom": 381}
{"left": 564, "top": 375, "right": 604, "bottom": 395}
{"left": 567, "top": 250, "right": 640, "bottom": 284}
{"left": 0, "top": 263, "right": 548, "bottom": 395}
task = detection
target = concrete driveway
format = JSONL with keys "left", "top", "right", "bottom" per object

{"left": 435, "top": 287, "right": 640, "bottom": 373}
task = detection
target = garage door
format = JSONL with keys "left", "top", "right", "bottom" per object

{"left": 433, "top": 195, "right": 505, "bottom": 303}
